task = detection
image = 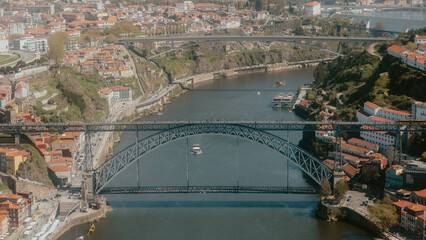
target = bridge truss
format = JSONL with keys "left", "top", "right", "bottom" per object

{"left": 93, "top": 123, "right": 334, "bottom": 194}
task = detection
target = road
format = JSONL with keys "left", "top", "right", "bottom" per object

{"left": 10, "top": 50, "right": 37, "bottom": 64}
{"left": 368, "top": 43, "right": 383, "bottom": 60}
{"left": 119, "top": 35, "right": 393, "bottom": 44}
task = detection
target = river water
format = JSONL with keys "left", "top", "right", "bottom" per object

{"left": 60, "top": 69, "right": 372, "bottom": 240}
{"left": 340, "top": 10, "right": 426, "bottom": 32}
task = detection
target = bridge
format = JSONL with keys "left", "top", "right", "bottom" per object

{"left": 98, "top": 186, "right": 319, "bottom": 194}
{"left": 118, "top": 35, "right": 393, "bottom": 44}
{"left": 322, "top": 4, "right": 424, "bottom": 11}
{"left": 4, "top": 121, "right": 424, "bottom": 196}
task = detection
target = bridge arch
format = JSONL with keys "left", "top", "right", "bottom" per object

{"left": 93, "top": 123, "right": 333, "bottom": 194}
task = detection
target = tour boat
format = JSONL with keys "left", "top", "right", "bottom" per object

{"left": 193, "top": 144, "right": 202, "bottom": 155}
{"left": 275, "top": 81, "right": 286, "bottom": 87}
{"left": 271, "top": 93, "right": 295, "bottom": 108}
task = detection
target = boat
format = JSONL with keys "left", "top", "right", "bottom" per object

{"left": 275, "top": 81, "right": 286, "bottom": 87}
{"left": 87, "top": 224, "right": 95, "bottom": 236}
{"left": 271, "top": 93, "right": 295, "bottom": 108}
{"left": 257, "top": 91, "right": 261, "bottom": 95}
{"left": 192, "top": 144, "right": 202, "bottom": 155}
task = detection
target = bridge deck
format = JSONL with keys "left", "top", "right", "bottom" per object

{"left": 98, "top": 186, "right": 319, "bottom": 194}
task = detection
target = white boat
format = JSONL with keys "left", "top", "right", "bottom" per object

{"left": 192, "top": 144, "right": 202, "bottom": 155}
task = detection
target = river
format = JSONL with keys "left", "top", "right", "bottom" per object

{"left": 60, "top": 69, "right": 372, "bottom": 240}
{"left": 338, "top": 10, "right": 426, "bottom": 32}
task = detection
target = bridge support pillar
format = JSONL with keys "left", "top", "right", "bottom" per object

{"left": 82, "top": 171, "right": 94, "bottom": 202}
{"left": 333, "top": 171, "right": 345, "bottom": 189}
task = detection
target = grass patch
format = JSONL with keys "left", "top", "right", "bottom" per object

{"left": 0, "top": 54, "right": 19, "bottom": 65}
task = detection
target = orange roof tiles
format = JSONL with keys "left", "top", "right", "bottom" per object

{"left": 50, "top": 165, "right": 71, "bottom": 172}
{"left": 387, "top": 44, "right": 408, "bottom": 54}
{"left": 306, "top": 1, "right": 320, "bottom": 6}
{"left": 365, "top": 101, "right": 381, "bottom": 109}
{"left": 414, "top": 189, "right": 426, "bottom": 198}
{"left": 393, "top": 200, "right": 415, "bottom": 208}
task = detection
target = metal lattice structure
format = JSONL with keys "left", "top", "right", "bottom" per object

{"left": 93, "top": 123, "right": 333, "bottom": 194}
{"left": 98, "top": 186, "right": 319, "bottom": 194}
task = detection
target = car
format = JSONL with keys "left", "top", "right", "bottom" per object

{"left": 347, "top": 196, "right": 351, "bottom": 201}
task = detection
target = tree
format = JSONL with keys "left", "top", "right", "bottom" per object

{"left": 48, "top": 32, "right": 69, "bottom": 65}
{"left": 375, "top": 21, "right": 386, "bottom": 31}
{"left": 255, "top": 0, "right": 263, "bottom": 11}
{"left": 334, "top": 179, "right": 349, "bottom": 201}
{"left": 320, "top": 178, "right": 332, "bottom": 197}
{"left": 368, "top": 197, "right": 398, "bottom": 230}
{"left": 405, "top": 42, "right": 417, "bottom": 51}
{"left": 80, "top": 30, "right": 101, "bottom": 44}
{"left": 106, "top": 21, "right": 141, "bottom": 38}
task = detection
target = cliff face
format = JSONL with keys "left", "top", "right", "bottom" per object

{"left": 136, "top": 41, "right": 333, "bottom": 81}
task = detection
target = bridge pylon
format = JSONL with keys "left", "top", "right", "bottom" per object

{"left": 332, "top": 170, "right": 345, "bottom": 189}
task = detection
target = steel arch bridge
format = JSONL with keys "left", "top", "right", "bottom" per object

{"left": 93, "top": 123, "right": 333, "bottom": 194}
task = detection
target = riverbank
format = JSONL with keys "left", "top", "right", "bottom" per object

{"left": 316, "top": 195, "right": 400, "bottom": 240}
{"left": 49, "top": 198, "right": 110, "bottom": 240}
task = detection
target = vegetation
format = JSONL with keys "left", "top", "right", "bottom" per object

{"left": 298, "top": 131, "right": 333, "bottom": 157}
{"left": 18, "top": 143, "right": 54, "bottom": 186}
{"left": 48, "top": 32, "right": 69, "bottom": 64}
{"left": 30, "top": 68, "right": 107, "bottom": 122}
{"left": 105, "top": 21, "right": 141, "bottom": 38}
{"left": 334, "top": 179, "right": 349, "bottom": 201}
{"left": 368, "top": 197, "right": 399, "bottom": 230}
{"left": 320, "top": 178, "right": 332, "bottom": 197}
{"left": 0, "top": 54, "right": 19, "bottom": 66}
{"left": 0, "top": 183, "right": 9, "bottom": 191}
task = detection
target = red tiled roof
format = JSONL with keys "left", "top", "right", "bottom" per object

{"left": 387, "top": 44, "right": 408, "bottom": 54}
{"left": 306, "top": 1, "right": 320, "bottom": 6}
{"left": 365, "top": 101, "right": 381, "bottom": 110}
{"left": 50, "top": 165, "right": 71, "bottom": 172}
{"left": 393, "top": 200, "right": 414, "bottom": 208}
{"left": 381, "top": 107, "right": 411, "bottom": 116}
{"left": 414, "top": 189, "right": 426, "bottom": 198}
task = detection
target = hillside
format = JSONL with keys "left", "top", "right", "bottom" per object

{"left": 133, "top": 41, "right": 334, "bottom": 82}
{"left": 302, "top": 50, "right": 425, "bottom": 121}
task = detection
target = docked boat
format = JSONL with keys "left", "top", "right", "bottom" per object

{"left": 193, "top": 144, "right": 202, "bottom": 155}
{"left": 271, "top": 93, "right": 295, "bottom": 108}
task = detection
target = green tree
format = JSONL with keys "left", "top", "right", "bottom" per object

{"left": 334, "top": 179, "right": 349, "bottom": 201}
{"left": 368, "top": 197, "right": 398, "bottom": 230}
{"left": 80, "top": 30, "right": 101, "bottom": 44}
{"left": 375, "top": 21, "right": 386, "bottom": 31}
{"left": 320, "top": 178, "right": 332, "bottom": 197}
{"left": 255, "top": 0, "right": 263, "bottom": 11}
{"left": 105, "top": 21, "right": 141, "bottom": 38}
{"left": 48, "top": 32, "right": 69, "bottom": 64}
{"left": 405, "top": 42, "right": 417, "bottom": 51}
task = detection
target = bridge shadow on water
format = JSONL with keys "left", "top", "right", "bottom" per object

{"left": 106, "top": 200, "right": 319, "bottom": 209}
{"left": 190, "top": 89, "right": 294, "bottom": 93}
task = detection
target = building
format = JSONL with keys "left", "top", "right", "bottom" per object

{"left": 306, "top": 1, "right": 321, "bottom": 16}
{"left": 0, "top": 213, "right": 8, "bottom": 236}
{"left": 400, "top": 204, "right": 426, "bottom": 235}
{"left": 13, "top": 38, "right": 48, "bottom": 54}
{"left": 0, "top": 148, "right": 30, "bottom": 176}
{"left": 387, "top": 44, "right": 409, "bottom": 58}
{"left": 347, "top": 138, "right": 379, "bottom": 152}
{"left": 412, "top": 101, "right": 426, "bottom": 120}
{"left": 340, "top": 142, "right": 373, "bottom": 158}
{"left": 50, "top": 166, "right": 71, "bottom": 186}
{"left": 415, "top": 35, "right": 426, "bottom": 45}
{"left": 0, "top": 39, "right": 8, "bottom": 53}
{"left": 360, "top": 126, "right": 395, "bottom": 153}
{"left": 411, "top": 189, "right": 426, "bottom": 206}
{"left": 98, "top": 85, "right": 133, "bottom": 109}
{"left": 404, "top": 161, "right": 426, "bottom": 190}
{"left": 386, "top": 165, "right": 404, "bottom": 189}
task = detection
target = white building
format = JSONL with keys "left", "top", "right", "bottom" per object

{"left": 377, "top": 107, "right": 411, "bottom": 121}
{"left": 387, "top": 44, "right": 409, "bottom": 58}
{"left": 412, "top": 101, "right": 426, "bottom": 120}
{"left": 306, "top": 1, "right": 321, "bottom": 16}
{"left": 415, "top": 35, "right": 426, "bottom": 45}
{"left": 98, "top": 85, "right": 133, "bottom": 109}
{"left": 0, "top": 39, "right": 8, "bottom": 53}
{"left": 14, "top": 38, "right": 48, "bottom": 54}
{"left": 360, "top": 126, "right": 395, "bottom": 153}
{"left": 315, "top": 130, "right": 335, "bottom": 143}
